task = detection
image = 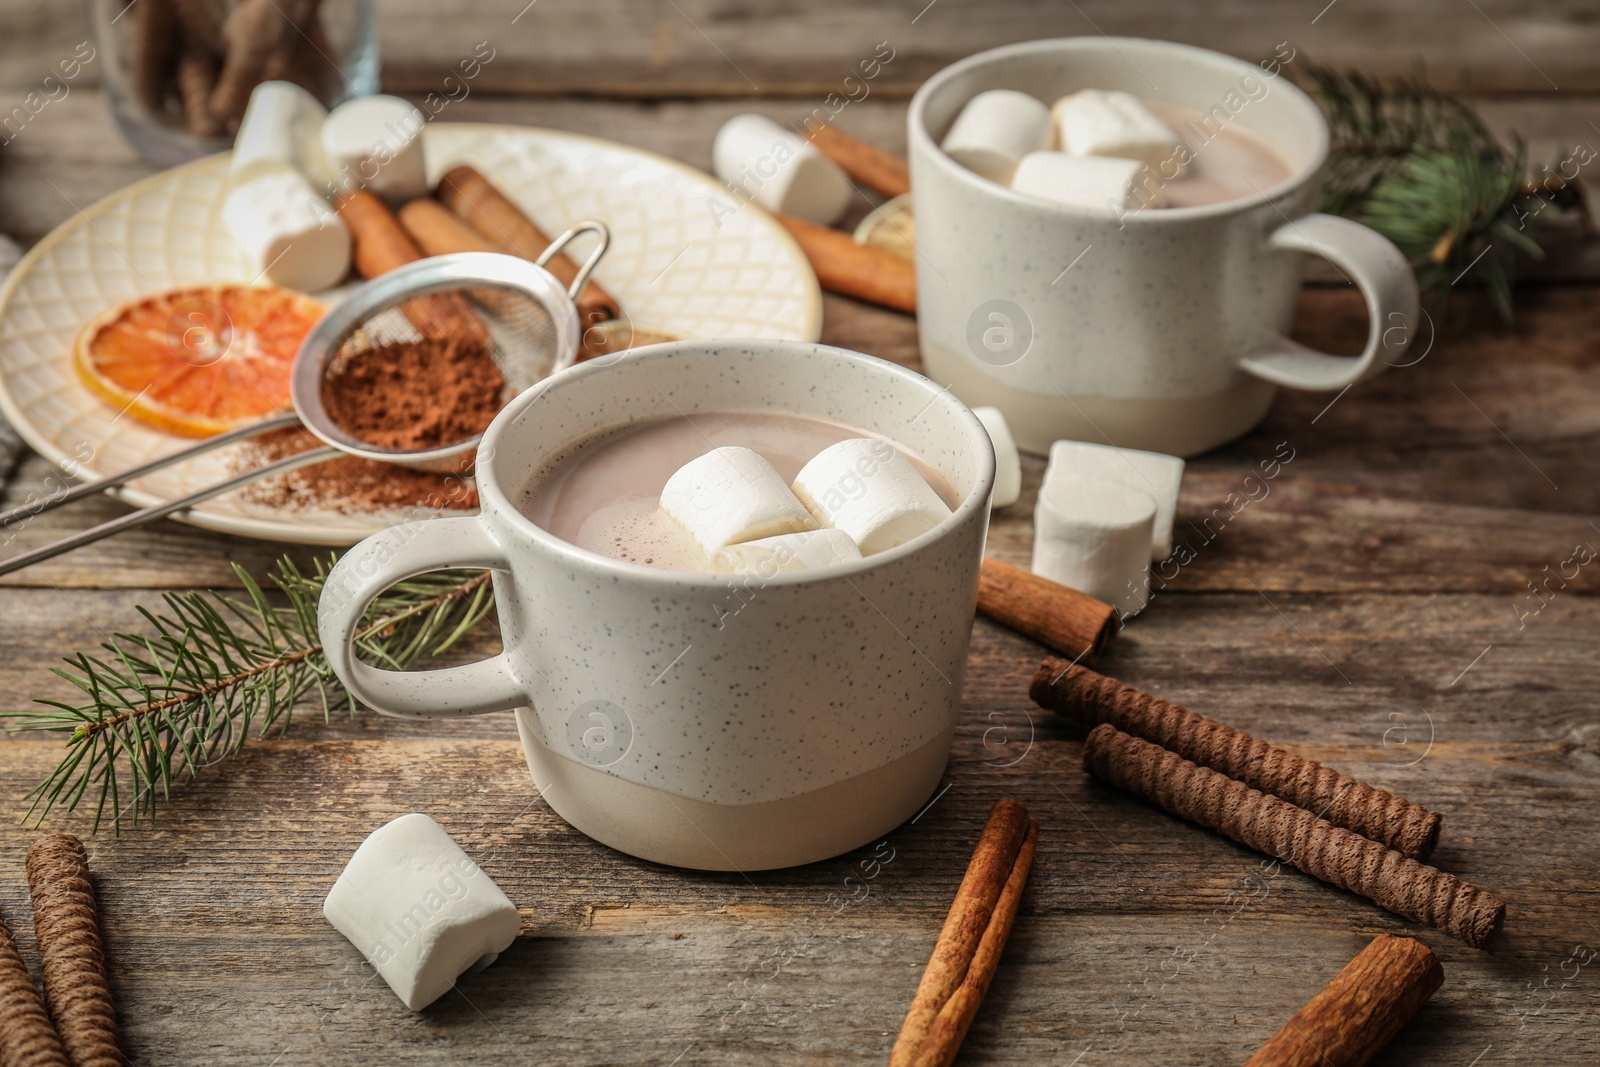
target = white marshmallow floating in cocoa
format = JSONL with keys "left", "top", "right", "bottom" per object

{"left": 792, "top": 438, "right": 953, "bottom": 555}
{"left": 939, "top": 88, "right": 1053, "bottom": 185}
{"left": 1047, "top": 440, "right": 1185, "bottom": 560}
{"left": 1010, "top": 151, "right": 1158, "bottom": 211}
{"left": 321, "top": 94, "right": 430, "bottom": 203}
{"left": 323, "top": 813, "right": 520, "bottom": 1012}
{"left": 713, "top": 114, "right": 852, "bottom": 226}
{"left": 660, "top": 445, "right": 818, "bottom": 557}
{"left": 230, "top": 80, "right": 334, "bottom": 188}
{"left": 1032, "top": 470, "right": 1156, "bottom": 617}
{"left": 223, "top": 169, "right": 352, "bottom": 292}
{"left": 972, "top": 406, "right": 1022, "bottom": 509}
{"left": 716, "top": 527, "right": 863, "bottom": 576}
{"left": 1053, "top": 89, "right": 1187, "bottom": 176}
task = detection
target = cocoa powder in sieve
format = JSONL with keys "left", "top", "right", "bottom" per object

{"left": 321, "top": 337, "right": 505, "bottom": 452}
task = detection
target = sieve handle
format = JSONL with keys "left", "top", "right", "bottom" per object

{"left": 318, "top": 516, "right": 525, "bottom": 718}
{"left": 537, "top": 220, "right": 611, "bottom": 301}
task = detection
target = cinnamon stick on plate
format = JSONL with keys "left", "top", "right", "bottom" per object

{"left": 436, "top": 164, "right": 621, "bottom": 329}
{"left": 806, "top": 123, "right": 911, "bottom": 199}
{"left": 1243, "top": 934, "right": 1443, "bottom": 1067}
{"left": 776, "top": 213, "right": 917, "bottom": 313}
{"left": 335, "top": 190, "right": 491, "bottom": 350}
{"left": 889, "top": 798, "right": 1038, "bottom": 1067}
{"left": 976, "top": 558, "right": 1118, "bottom": 664}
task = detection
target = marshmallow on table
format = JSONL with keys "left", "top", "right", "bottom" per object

{"left": 717, "top": 527, "right": 863, "bottom": 576}
{"left": 660, "top": 446, "right": 817, "bottom": 557}
{"left": 323, "top": 813, "right": 520, "bottom": 1012}
{"left": 939, "top": 89, "right": 1053, "bottom": 185}
{"left": 1010, "top": 151, "right": 1159, "bottom": 211}
{"left": 321, "top": 94, "right": 430, "bottom": 203}
{"left": 792, "top": 438, "right": 953, "bottom": 555}
{"left": 1033, "top": 471, "right": 1156, "bottom": 617}
{"left": 231, "top": 80, "right": 333, "bottom": 188}
{"left": 972, "top": 406, "right": 1021, "bottom": 509}
{"left": 224, "top": 170, "right": 352, "bottom": 292}
{"left": 1047, "top": 440, "right": 1185, "bottom": 560}
{"left": 1053, "top": 89, "right": 1187, "bottom": 176}
{"left": 713, "top": 114, "right": 852, "bottom": 226}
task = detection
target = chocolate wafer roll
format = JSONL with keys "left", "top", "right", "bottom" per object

{"left": 1082, "top": 725, "right": 1505, "bottom": 949}
{"left": 1034, "top": 659, "right": 1442, "bottom": 859}
{"left": 27, "top": 835, "right": 119, "bottom": 1067}
{"left": 0, "top": 907, "right": 69, "bottom": 1067}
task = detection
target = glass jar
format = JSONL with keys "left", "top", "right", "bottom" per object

{"left": 87, "top": 0, "right": 379, "bottom": 167}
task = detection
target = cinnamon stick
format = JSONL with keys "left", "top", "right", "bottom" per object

{"left": 1083, "top": 726, "right": 1506, "bottom": 948}
{"left": 0, "top": 906, "right": 69, "bottom": 1067}
{"left": 976, "top": 558, "right": 1117, "bottom": 664}
{"left": 26, "top": 834, "right": 120, "bottom": 1067}
{"left": 335, "top": 190, "right": 490, "bottom": 349}
{"left": 775, "top": 213, "right": 916, "bottom": 313}
{"left": 1032, "top": 659, "right": 1443, "bottom": 859}
{"left": 910, "top": 821, "right": 1037, "bottom": 1067}
{"left": 436, "top": 165, "right": 621, "bottom": 330}
{"left": 806, "top": 123, "right": 911, "bottom": 199}
{"left": 1243, "top": 934, "right": 1443, "bottom": 1067}
{"left": 888, "top": 798, "right": 1034, "bottom": 1067}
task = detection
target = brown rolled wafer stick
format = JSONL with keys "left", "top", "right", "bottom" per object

{"left": 335, "top": 190, "right": 491, "bottom": 350}
{"left": 888, "top": 798, "right": 1033, "bottom": 1067}
{"left": 806, "top": 123, "right": 911, "bottom": 199}
{"left": 1033, "top": 659, "right": 1443, "bottom": 859}
{"left": 1243, "top": 934, "right": 1442, "bottom": 1067}
{"left": 27, "top": 834, "right": 120, "bottom": 1067}
{"left": 775, "top": 213, "right": 917, "bottom": 313}
{"left": 435, "top": 165, "right": 620, "bottom": 331}
{"left": 132, "top": 0, "right": 177, "bottom": 113}
{"left": 977, "top": 558, "right": 1118, "bottom": 664}
{"left": 1082, "top": 725, "right": 1506, "bottom": 949}
{"left": 176, "top": 49, "right": 223, "bottom": 139}
{"left": 0, "top": 906, "right": 70, "bottom": 1067}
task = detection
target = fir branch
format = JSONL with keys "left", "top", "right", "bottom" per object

{"left": 1296, "top": 63, "right": 1583, "bottom": 324}
{"left": 4, "top": 555, "right": 496, "bottom": 832}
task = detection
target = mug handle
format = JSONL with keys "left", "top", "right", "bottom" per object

{"left": 318, "top": 516, "right": 525, "bottom": 718}
{"left": 1238, "top": 213, "right": 1420, "bottom": 391}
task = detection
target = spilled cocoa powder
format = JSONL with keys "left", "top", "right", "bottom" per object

{"left": 237, "top": 337, "right": 505, "bottom": 513}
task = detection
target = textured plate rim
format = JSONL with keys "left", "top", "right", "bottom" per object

{"left": 0, "top": 123, "right": 825, "bottom": 547}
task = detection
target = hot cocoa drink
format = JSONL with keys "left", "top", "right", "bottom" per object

{"left": 520, "top": 412, "right": 959, "bottom": 574}
{"left": 1139, "top": 102, "right": 1295, "bottom": 208}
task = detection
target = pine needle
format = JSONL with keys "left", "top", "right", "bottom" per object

{"left": 3, "top": 554, "right": 496, "bottom": 832}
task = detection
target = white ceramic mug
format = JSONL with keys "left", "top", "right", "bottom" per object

{"left": 908, "top": 37, "right": 1420, "bottom": 456}
{"left": 318, "top": 341, "right": 995, "bottom": 871}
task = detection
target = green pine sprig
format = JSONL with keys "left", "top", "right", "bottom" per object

{"left": 4, "top": 555, "right": 495, "bottom": 832}
{"left": 1297, "top": 63, "right": 1584, "bottom": 323}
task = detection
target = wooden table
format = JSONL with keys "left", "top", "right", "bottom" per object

{"left": 2, "top": 3, "right": 1599, "bottom": 1063}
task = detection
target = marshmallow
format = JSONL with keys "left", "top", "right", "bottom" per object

{"left": 972, "top": 406, "right": 1021, "bottom": 509}
{"left": 1010, "top": 152, "right": 1159, "bottom": 211}
{"left": 792, "top": 438, "right": 953, "bottom": 555}
{"left": 716, "top": 527, "right": 863, "bottom": 576}
{"left": 713, "top": 114, "right": 852, "bottom": 226}
{"left": 939, "top": 89, "right": 1053, "bottom": 184}
{"left": 1032, "top": 472, "right": 1156, "bottom": 617}
{"left": 231, "top": 80, "right": 333, "bottom": 188}
{"left": 323, "top": 813, "right": 520, "bottom": 1011}
{"left": 660, "top": 446, "right": 817, "bottom": 556}
{"left": 1048, "top": 440, "right": 1185, "bottom": 560}
{"left": 1053, "top": 90, "right": 1186, "bottom": 175}
{"left": 223, "top": 169, "right": 352, "bottom": 291}
{"left": 321, "top": 95, "right": 429, "bottom": 203}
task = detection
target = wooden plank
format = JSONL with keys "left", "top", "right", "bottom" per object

{"left": 6, "top": 0, "right": 1600, "bottom": 96}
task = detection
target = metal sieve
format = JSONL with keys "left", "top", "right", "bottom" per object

{"left": 0, "top": 225, "right": 609, "bottom": 575}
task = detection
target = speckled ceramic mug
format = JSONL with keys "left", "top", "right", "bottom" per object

{"left": 318, "top": 341, "right": 995, "bottom": 870}
{"left": 908, "top": 37, "right": 1420, "bottom": 456}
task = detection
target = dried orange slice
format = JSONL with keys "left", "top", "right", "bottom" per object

{"left": 72, "top": 284, "right": 326, "bottom": 437}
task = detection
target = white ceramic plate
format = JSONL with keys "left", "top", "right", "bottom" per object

{"left": 0, "top": 123, "right": 823, "bottom": 545}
